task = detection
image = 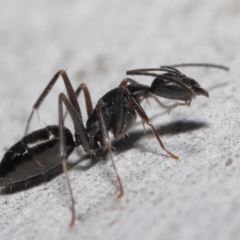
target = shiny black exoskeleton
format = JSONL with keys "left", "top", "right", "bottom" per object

{"left": 0, "top": 126, "right": 75, "bottom": 188}
{"left": 0, "top": 63, "right": 228, "bottom": 226}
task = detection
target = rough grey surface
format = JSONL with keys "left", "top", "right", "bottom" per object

{"left": 0, "top": 1, "right": 239, "bottom": 240}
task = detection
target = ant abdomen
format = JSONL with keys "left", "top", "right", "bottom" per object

{"left": 0, "top": 126, "right": 75, "bottom": 188}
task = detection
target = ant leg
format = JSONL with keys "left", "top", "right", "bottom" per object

{"left": 121, "top": 86, "right": 179, "bottom": 160}
{"left": 59, "top": 93, "right": 89, "bottom": 152}
{"left": 74, "top": 84, "right": 93, "bottom": 118}
{"left": 119, "top": 78, "right": 141, "bottom": 87}
{"left": 166, "top": 100, "right": 192, "bottom": 114}
{"left": 24, "top": 70, "right": 82, "bottom": 135}
{"left": 96, "top": 99, "right": 124, "bottom": 198}
{"left": 58, "top": 93, "right": 92, "bottom": 227}
{"left": 64, "top": 83, "right": 93, "bottom": 120}
{"left": 150, "top": 94, "right": 170, "bottom": 109}
{"left": 58, "top": 93, "right": 76, "bottom": 227}
{"left": 150, "top": 95, "right": 191, "bottom": 113}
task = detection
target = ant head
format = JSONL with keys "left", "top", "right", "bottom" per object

{"left": 149, "top": 74, "right": 196, "bottom": 101}
{"left": 127, "top": 62, "right": 229, "bottom": 101}
{"left": 181, "top": 76, "right": 209, "bottom": 98}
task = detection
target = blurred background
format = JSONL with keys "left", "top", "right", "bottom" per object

{"left": 0, "top": 1, "right": 239, "bottom": 240}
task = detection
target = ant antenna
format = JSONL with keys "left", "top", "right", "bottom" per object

{"left": 167, "top": 63, "right": 229, "bottom": 71}
{"left": 126, "top": 63, "right": 229, "bottom": 79}
{"left": 126, "top": 68, "right": 181, "bottom": 76}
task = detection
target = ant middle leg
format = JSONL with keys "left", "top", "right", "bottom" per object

{"left": 119, "top": 78, "right": 142, "bottom": 87}
{"left": 96, "top": 99, "right": 124, "bottom": 198}
{"left": 74, "top": 83, "right": 93, "bottom": 118}
{"left": 121, "top": 86, "right": 179, "bottom": 160}
{"left": 64, "top": 83, "right": 94, "bottom": 121}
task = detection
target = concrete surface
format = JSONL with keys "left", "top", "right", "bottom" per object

{"left": 0, "top": 1, "right": 240, "bottom": 240}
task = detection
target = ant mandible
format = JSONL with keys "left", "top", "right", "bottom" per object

{"left": 0, "top": 63, "right": 228, "bottom": 226}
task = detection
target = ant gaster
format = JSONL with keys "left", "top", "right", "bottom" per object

{"left": 0, "top": 63, "right": 228, "bottom": 226}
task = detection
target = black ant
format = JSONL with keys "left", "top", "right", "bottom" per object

{"left": 0, "top": 63, "right": 228, "bottom": 226}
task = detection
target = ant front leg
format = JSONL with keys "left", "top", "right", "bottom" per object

{"left": 166, "top": 99, "right": 192, "bottom": 114}
{"left": 148, "top": 94, "right": 192, "bottom": 114}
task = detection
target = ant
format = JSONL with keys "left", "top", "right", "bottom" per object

{"left": 0, "top": 63, "right": 228, "bottom": 226}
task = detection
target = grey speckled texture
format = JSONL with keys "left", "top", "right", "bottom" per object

{"left": 0, "top": 1, "right": 240, "bottom": 240}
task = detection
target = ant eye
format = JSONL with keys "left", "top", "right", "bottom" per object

{"left": 190, "top": 79, "right": 198, "bottom": 86}
{"left": 182, "top": 77, "right": 198, "bottom": 87}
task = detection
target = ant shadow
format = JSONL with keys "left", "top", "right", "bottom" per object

{"left": 1, "top": 119, "right": 208, "bottom": 194}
